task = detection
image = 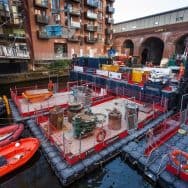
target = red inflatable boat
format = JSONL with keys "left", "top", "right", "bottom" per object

{"left": 0, "top": 124, "right": 24, "bottom": 147}
{"left": 0, "top": 137, "right": 40, "bottom": 177}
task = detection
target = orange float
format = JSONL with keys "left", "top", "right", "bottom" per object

{"left": 22, "top": 89, "right": 53, "bottom": 103}
{"left": 171, "top": 150, "right": 188, "bottom": 170}
{"left": 0, "top": 137, "right": 40, "bottom": 177}
{"left": 96, "top": 128, "right": 106, "bottom": 142}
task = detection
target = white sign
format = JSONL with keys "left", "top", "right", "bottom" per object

{"left": 96, "top": 69, "right": 109, "bottom": 77}
{"left": 74, "top": 66, "right": 84, "bottom": 72}
{"left": 142, "top": 67, "right": 172, "bottom": 75}
{"left": 109, "top": 72, "right": 122, "bottom": 80}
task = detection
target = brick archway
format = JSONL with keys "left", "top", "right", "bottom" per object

{"left": 121, "top": 39, "right": 134, "bottom": 55}
{"left": 175, "top": 33, "right": 188, "bottom": 55}
{"left": 140, "top": 36, "right": 164, "bottom": 65}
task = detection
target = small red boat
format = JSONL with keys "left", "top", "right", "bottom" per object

{"left": 0, "top": 124, "right": 24, "bottom": 147}
{"left": 0, "top": 137, "right": 40, "bottom": 177}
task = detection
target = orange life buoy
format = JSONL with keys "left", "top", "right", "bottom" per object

{"left": 171, "top": 150, "right": 188, "bottom": 170}
{"left": 96, "top": 128, "right": 106, "bottom": 143}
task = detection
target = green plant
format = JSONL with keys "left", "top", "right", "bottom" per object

{"left": 49, "top": 59, "right": 71, "bottom": 69}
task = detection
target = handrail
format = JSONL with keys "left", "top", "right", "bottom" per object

{"left": 145, "top": 147, "right": 160, "bottom": 170}
{"left": 156, "top": 153, "right": 170, "bottom": 176}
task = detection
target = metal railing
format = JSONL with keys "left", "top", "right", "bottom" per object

{"left": 0, "top": 45, "right": 29, "bottom": 59}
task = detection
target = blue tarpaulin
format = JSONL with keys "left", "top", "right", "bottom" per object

{"left": 45, "top": 25, "right": 62, "bottom": 37}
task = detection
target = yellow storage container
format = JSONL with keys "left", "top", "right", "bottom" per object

{"left": 102, "top": 64, "right": 119, "bottom": 72}
{"left": 132, "top": 69, "right": 144, "bottom": 83}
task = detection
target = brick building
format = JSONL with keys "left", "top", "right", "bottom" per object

{"left": 23, "top": 0, "right": 115, "bottom": 63}
{"left": 0, "top": 0, "right": 29, "bottom": 73}
{"left": 113, "top": 7, "right": 188, "bottom": 65}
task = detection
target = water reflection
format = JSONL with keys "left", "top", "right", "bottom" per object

{"left": 70, "top": 157, "right": 152, "bottom": 188}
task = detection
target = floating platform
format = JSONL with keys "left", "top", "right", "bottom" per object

{"left": 10, "top": 87, "right": 108, "bottom": 117}
{"left": 121, "top": 114, "right": 188, "bottom": 188}
{"left": 26, "top": 111, "right": 173, "bottom": 186}
{"left": 38, "top": 97, "right": 161, "bottom": 165}
{"left": 9, "top": 85, "right": 179, "bottom": 187}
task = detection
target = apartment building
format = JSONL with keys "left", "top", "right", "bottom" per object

{"left": 23, "top": 0, "right": 115, "bottom": 62}
{"left": 0, "top": 0, "right": 29, "bottom": 73}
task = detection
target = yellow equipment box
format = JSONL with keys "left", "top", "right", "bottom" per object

{"left": 132, "top": 69, "right": 144, "bottom": 83}
{"left": 102, "top": 65, "right": 119, "bottom": 72}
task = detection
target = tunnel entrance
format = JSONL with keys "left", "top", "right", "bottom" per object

{"left": 175, "top": 34, "right": 188, "bottom": 55}
{"left": 122, "top": 39, "right": 134, "bottom": 56}
{"left": 141, "top": 37, "right": 164, "bottom": 65}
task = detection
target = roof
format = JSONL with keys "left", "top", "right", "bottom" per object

{"left": 114, "top": 6, "right": 188, "bottom": 25}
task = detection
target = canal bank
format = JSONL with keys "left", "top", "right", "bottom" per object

{"left": 0, "top": 75, "right": 69, "bottom": 97}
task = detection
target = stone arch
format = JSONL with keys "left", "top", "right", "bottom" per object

{"left": 175, "top": 33, "right": 188, "bottom": 55}
{"left": 140, "top": 37, "right": 164, "bottom": 65}
{"left": 121, "top": 39, "right": 134, "bottom": 56}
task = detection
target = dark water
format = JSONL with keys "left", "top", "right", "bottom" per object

{"left": 1, "top": 153, "right": 152, "bottom": 188}
{"left": 0, "top": 78, "right": 154, "bottom": 188}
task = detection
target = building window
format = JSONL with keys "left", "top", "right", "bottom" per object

{"left": 98, "top": 34, "right": 102, "bottom": 41}
{"left": 176, "top": 16, "right": 184, "bottom": 22}
{"left": 35, "top": 9, "right": 46, "bottom": 16}
{"left": 98, "top": 23, "right": 102, "bottom": 32}
{"left": 98, "top": 12, "right": 102, "bottom": 20}
{"left": 52, "top": 13, "right": 61, "bottom": 24}
{"left": 88, "top": 32, "right": 94, "bottom": 39}
{"left": 98, "top": 0, "right": 102, "bottom": 9}
{"left": 51, "top": 0, "right": 60, "bottom": 10}
{"left": 54, "top": 43, "right": 67, "bottom": 57}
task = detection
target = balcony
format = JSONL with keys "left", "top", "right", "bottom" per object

{"left": 70, "top": 21, "right": 81, "bottom": 28}
{"left": 107, "top": 0, "right": 115, "bottom": 2}
{"left": 85, "top": 36, "right": 97, "bottom": 44}
{"left": 37, "top": 30, "right": 49, "bottom": 39}
{"left": 34, "top": 0, "right": 48, "bottom": 9}
{"left": 85, "top": 11, "right": 97, "bottom": 20}
{"left": 35, "top": 14, "right": 49, "bottom": 25}
{"left": 84, "top": 24, "right": 97, "bottom": 32}
{"left": 86, "top": 0, "right": 99, "bottom": 8}
{"left": 67, "top": 35, "right": 80, "bottom": 42}
{"left": 0, "top": 45, "right": 29, "bottom": 59}
{"left": 0, "top": 10, "right": 10, "bottom": 17}
{"left": 106, "top": 18, "right": 114, "bottom": 24}
{"left": 69, "top": 8, "right": 81, "bottom": 16}
{"left": 106, "top": 6, "right": 115, "bottom": 14}
{"left": 70, "top": 0, "right": 81, "bottom": 3}
{"left": 14, "top": 34, "right": 26, "bottom": 40}
{"left": 105, "top": 28, "right": 113, "bottom": 35}
{"left": 12, "top": 0, "right": 22, "bottom": 6}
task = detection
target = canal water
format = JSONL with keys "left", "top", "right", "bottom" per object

{"left": 0, "top": 78, "right": 154, "bottom": 188}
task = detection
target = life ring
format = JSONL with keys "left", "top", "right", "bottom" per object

{"left": 171, "top": 150, "right": 188, "bottom": 170}
{"left": 96, "top": 128, "right": 106, "bottom": 143}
